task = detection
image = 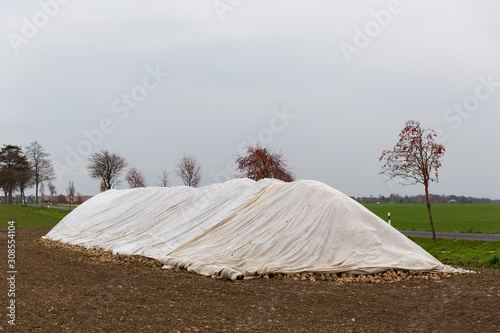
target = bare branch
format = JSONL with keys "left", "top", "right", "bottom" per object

{"left": 174, "top": 154, "right": 202, "bottom": 188}
{"left": 158, "top": 167, "right": 170, "bottom": 187}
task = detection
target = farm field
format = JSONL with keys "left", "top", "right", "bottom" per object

{"left": 1, "top": 205, "right": 499, "bottom": 331}
{"left": 1, "top": 226, "right": 499, "bottom": 332}
{"left": 365, "top": 203, "right": 500, "bottom": 234}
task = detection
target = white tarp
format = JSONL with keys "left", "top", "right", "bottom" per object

{"left": 43, "top": 178, "right": 277, "bottom": 258}
{"left": 44, "top": 179, "right": 461, "bottom": 280}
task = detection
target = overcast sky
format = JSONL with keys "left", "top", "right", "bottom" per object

{"left": 1, "top": 0, "right": 499, "bottom": 199}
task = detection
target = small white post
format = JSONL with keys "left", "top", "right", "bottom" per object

{"left": 388, "top": 212, "right": 391, "bottom": 225}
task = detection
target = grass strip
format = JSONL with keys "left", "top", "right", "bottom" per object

{"left": 15, "top": 205, "right": 71, "bottom": 219}
{"left": 409, "top": 236, "right": 500, "bottom": 267}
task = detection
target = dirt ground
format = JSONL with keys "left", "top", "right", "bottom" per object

{"left": 1, "top": 227, "right": 499, "bottom": 332}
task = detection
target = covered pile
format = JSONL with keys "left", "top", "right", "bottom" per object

{"left": 44, "top": 179, "right": 462, "bottom": 280}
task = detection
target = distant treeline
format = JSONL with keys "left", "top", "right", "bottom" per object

{"left": 356, "top": 194, "right": 500, "bottom": 204}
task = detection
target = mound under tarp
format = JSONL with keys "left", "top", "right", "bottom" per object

{"left": 44, "top": 179, "right": 462, "bottom": 280}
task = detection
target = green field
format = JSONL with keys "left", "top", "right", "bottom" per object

{"left": 365, "top": 203, "right": 500, "bottom": 233}
{"left": 0, "top": 205, "right": 69, "bottom": 228}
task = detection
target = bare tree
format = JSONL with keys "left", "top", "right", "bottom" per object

{"left": 174, "top": 154, "right": 202, "bottom": 188}
{"left": 39, "top": 181, "right": 45, "bottom": 208}
{"left": 25, "top": 141, "right": 55, "bottom": 204}
{"left": 158, "top": 167, "right": 170, "bottom": 187}
{"left": 125, "top": 166, "right": 147, "bottom": 188}
{"left": 66, "top": 180, "right": 75, "bottom": 211}
{"left": 380, "top": 120, "right": 445, "bottom": 243}
{"left": 48, "top": 182, "right": 57, "bottom": 204}
{"left": 87, "top": 150, "right": 127, "bottom": 191}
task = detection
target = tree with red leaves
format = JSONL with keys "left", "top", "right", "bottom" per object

{"left": 126, "top": 166, "right": 147, "bottom": 188}
{"left": 236, "top": 144, "right": 295, "bottom": 182}
{"left": 380, "top": 120, "right": 445, "bottom": 242}
{"left": 175, "top": 155, "right": 202, "bottom": 188}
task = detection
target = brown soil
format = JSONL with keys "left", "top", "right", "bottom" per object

{"left": 1, "top": 227, "right": 499, "bottom": 332}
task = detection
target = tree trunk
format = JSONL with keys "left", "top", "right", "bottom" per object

{"left": 424, "top": 184, "right": 437, "bottom": 243}
{"left": 8, "top": 188, "right": 13, "bottom": 205}
{"left": 35, "top": 181, "right": 39, "bottom": 204}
